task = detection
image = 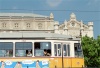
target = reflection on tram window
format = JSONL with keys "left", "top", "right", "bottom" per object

{"left": 74, "top": 43, "right": 83, "bottom": 57}
{"left": 15, "top": 42, "right": 32, "bottom": 57}
{"left": 0, "top": 42, "right": 13, "bottom": 57}
{"left": 34, "top": 42, "right": 51, "bottom": 56}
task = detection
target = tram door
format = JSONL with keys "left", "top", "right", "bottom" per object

{"left": 54, "top": 43, "right": 70, "bottom": 68}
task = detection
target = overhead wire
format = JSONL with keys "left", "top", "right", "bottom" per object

{"left": 0, "top": 9, "right": 100, "bottom": 12}
{"left": 0, "top": 9, "right": 100, "bottom": 22}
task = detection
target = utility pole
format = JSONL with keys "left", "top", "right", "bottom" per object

{"left": 61, "top": 43, "right": 64, "bottom": 68}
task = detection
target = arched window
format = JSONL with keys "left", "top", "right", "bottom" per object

{"left": 2, "top": 23, "right": 6, "bottom": 28}
{"left": 26, "top": 23, "right": 30, "bottom": 28}
{"left": 15, "top": 23, "right": 18, "bottom": 28}
{"left": 38, "top": 23, "right": 43, "bottom": 29}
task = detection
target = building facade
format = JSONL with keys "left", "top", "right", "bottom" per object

{"left": 0, "top": 13, "right": 93, "bottom": 37}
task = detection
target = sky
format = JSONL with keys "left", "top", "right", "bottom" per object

{"left": 0, "top": 0, "right": 100, "bottom": 38}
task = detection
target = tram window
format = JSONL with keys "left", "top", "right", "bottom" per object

{"left": 54, "top": 44, "right": 70, "bottom": 56}
{"left": 0, "top": 42, "right": 13, "bottom": 57}
{"left": 67, "top": 45, "right": 70, "bottom": 56}
{"left": 34, "top": 42, "right": 51, "bottom": 56}
{"left": 54, "top": 44, "right": 57, "bottom": 56}
{"left": 54, "top": 44, "right": 61, "bottom": 56}
{"left": 63, "top": 44, "right": 67, "bottom": 56}
{"left": 58, "top": 44, "right": 61, "bottom": 56}
{"left": 74, "top": 43, "right": 83, "bottom": 57}
{"left": 15, "top": 42, "right": 32, "bottom": 57}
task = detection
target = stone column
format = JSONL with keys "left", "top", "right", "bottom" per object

{"left": 80, "top": 20, "right": 84, "bottom": 37}
{"left": 64, "top": 20, "right": 68, "bottom": 35}
{"left": 54, "top": 21, "right": 59, "bottom": 34}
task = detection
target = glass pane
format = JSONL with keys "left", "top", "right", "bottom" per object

{"left": 16, "top": 50, "right": 26, "bottom": 57}
{"left": 15, "top": 42, "right": 23, "bottom": 49}
{"left": 15, "top": 42, "right": 32, "bottom": 49}
{"left": 0, "top": 50, "right": 6, "bottom": 57}
{"left": 78, "top": 52, "right": 83, "bottom": 57}
{"left": 58, "top": 44, "right": 61, "bottom": 56}
{"left": 5, "top": 50, "right": 13, "bottom": 57}
{"left": 40, "top": 42, "right": 51, "bottom": 49}
{"left": 0, "top": 42, "right": 13, "bottom": 49}
{"left": 35, "top": 49, "right": 44, "bottom": 56}
{"left": 63, "top": 44, "right": 67, "bottom": 56}
{"left": 74, "top": 43, "right": 82, "bottom": 52}
{"left": 54, "top": 44, "right": 57, "bottom": 56}
{"left": 74, "top": 43, "right": 82, "bottom": 57}
{"left": 0, "top": 45, "right": 4, "bottom": 49}
{"left": 77, "top": 45, "right": 82, "bottom": 52}
{"left": 67, "top": 45, "right": 70, "bottom": 56}
{"left": 4, "top": 42, "right": 13, "bottom": 49}
{"left": 23, "top": 42, "right": 32, "bottom": 49}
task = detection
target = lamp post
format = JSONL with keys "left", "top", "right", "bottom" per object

{"left": 61, "top": 43, "right": 64, "bottom": 68}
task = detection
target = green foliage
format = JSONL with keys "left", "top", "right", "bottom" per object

{"left": 81, "top": 36, "right": 100, "bottom": 67}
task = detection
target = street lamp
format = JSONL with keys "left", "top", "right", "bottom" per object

{"left": 61, "top": 43, "right": 64, "bottom": 68}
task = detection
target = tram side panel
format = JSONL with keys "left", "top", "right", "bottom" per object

{"left": 51, "top": 41, "right": 84, "bottom": 68}
{"left": 72, "top": 42, "right": 84, "bottom": 67}
{"left": 71, "top": 58, "right": 84, "bottom": 67}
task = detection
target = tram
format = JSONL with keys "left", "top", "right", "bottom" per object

{"left": 0, "top": 32, "right": 84, "bottom": 68}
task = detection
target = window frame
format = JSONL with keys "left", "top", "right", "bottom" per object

{"left": 34, "top": 42, "right": 52, "bottom": 57}
{"left": 2, "top": 23, "right": 7, "bottom": 28}
{"left": 26, "top": 23, "right": 31, "bottom": 28}
{"left": 74, "top": 43, "right": 83, "bottom": 57}
{"left": 54, "top": 43, "right": 62, "bottom": 57}
{"left": 38, "top": 23, "right": 43, "bottom": 29}
{"left": 54, "top": 43, "right": 70, "bottom": 57}
{"left": 14, "top": 23, "right": 19, "bottom": 28}
{"left": 15, "top": 42, "right": 33, "bottom": 57}
{"left": 0, "top": 42, "right": 13, "bottom": 57}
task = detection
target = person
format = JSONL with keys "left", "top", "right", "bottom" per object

{"left": 14, "top": 62, "right": 22, "bottom": 68}
{"left": 1, "top": 61, "right": 5, "bottom": 68}
{"left": 36, "top": 60, "right": 40, "bottom": 68}
{"left": 47, "top": 53, "right": 51, "bottom": 56}
{"left": 44, "top": 50, "right": 51, "bottom": 56}
{"left": 27, "top": 51, "right": 32, "bottom": 57}
{"left": 6, "top": 50, "right": 9, "bottom": 57}
{"left": 44, "top": 50, "right": 47, "bottom": 56}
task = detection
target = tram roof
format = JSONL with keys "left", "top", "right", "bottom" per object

{"left": 0, "top": 32, "right": 80, "bottom": 40}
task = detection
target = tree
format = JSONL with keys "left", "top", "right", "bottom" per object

{"left": 81, "top": 36, "right": 100, "bottom": 67}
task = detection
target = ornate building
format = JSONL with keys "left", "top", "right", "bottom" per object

{"left": 0, "top": 13, "right": 93, "bottom": 38}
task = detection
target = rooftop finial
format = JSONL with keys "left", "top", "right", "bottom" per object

{"left": 70, "top": 13, "right": 76, "bottom": 19}
{"left": 64, "top": 20, "right": 67, "bottom": 25}
{"left": 50, "top": 13, "right": 54, "bottom": 19}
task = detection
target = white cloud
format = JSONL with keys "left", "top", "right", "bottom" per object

{"left": 12, "top": 6, "right": 17, "bottom": 9}
{"left": 87, "top": 0, "right": 99, "bottom": 5}
{"left": 46, "top": 0, "right": 62, "bottom": 7}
